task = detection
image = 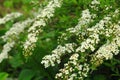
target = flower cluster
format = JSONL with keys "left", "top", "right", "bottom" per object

{"left": 41, "top": 8, "right": 94, "bottom": 68}
{"left": 41, "top": 0, "right": 120, "bottom": 80}
{"left": 76, "top": 15, "right": 112, "bottom": 53}
{"left": 2, "top": 19, "right": 33, "bottom": 42}
{"left": 77, "top": 9, "right": 119, "bottom": 53}
{"left": 55, "top": 53, "right": 90, "bottom": 80}
{"left": 0, "top": 19, "right": 33, "bottom": 63}
{"left": 0, "top": 12, "right": 22, "bottom": 25}
{"left": 58, "top": 9, "right": 95, "bottom": 42}
{"left": 91, "top": 23, "right": 120, "bottom": 66}
{"left": 23, "top": 0, "right": 63, "bottom": 57}
{"left": 0, "top": 41, "right": 15, "bottom": 63}
{"left": 58, "top": 0, "right": 101, "bottom": 43}
{"left": 41, "top": 43, "right": 76, "bottom": 68}
{"left": 41, "top": 0, "right": 102, "bottom": 69}
{"left": 55, "top": 10, "right": 120, "bottom": 80}
{"left": 0, "top": 0, "right": 62, "bottom": 62}
{"left": 0, "top": 0, "right": 63, "bottom": 63}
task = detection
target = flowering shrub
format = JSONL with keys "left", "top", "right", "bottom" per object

{"left": 0, "top": 0, "right": 120, "bottom": 80}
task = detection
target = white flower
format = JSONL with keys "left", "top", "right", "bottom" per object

{"left": 0, "top": 41, "right": 15, "bottom": 63}
{"left": 0, "top": 12, "right": 22, "bottom": 25}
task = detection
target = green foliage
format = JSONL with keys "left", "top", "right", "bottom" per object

{"left": 18, "top": 69, "right": 35, "bottom": 80}
{"left": 9, "top": 53, "right": 23, "bottom": 68}
{"left": 3, "top": 0, "right": 13, "bottom": 8}
{"left": 0, "top": 72, "right": 9, "bottom": 80}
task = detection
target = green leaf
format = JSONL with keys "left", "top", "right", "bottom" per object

{"left": 18, "top": 69, "right": 35, "bottom": 80}
{"left": 9, "top": 53, "right": 23, "bottom": 68}
{"left": 0, "top": 72, "right": 9, "bottom": 80}
{"left": 3, "top": 1, "right": 13, "bottom": 8}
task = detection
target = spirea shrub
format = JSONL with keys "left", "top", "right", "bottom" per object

{"left": 0, "top": 0, "right": 120, "bottom": 80}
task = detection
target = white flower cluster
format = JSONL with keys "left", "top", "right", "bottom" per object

{"left": 0, "top": 3, "right": 50, "bottom": 63}
{"left": 0, "top": 12, "right": 22, "bottom": 25}
{"left": 0, "top": 19, "right": 33, "bottom": 63}
{"left": 58, "top": 9, "right": 120, "bottom": 80}
{"left": 0, "top": 41, "right": 15, "bottom": 63}
{"left": 2, "top": 19, "right": 33, "bottom": 42}
{"left": 41, "top": 0, "right": 120, "bottom": 80}
{"left": 91, "top": 23, "right": 120, "bottom": 66}
{"left": 41, "top": 0, "right": 101, "bottom": 67}
{"left": 55, "top": 53, "right": 89, "bottom": 80}
{"left": 0, "top": 0, "right": 63, "bottom": 63}
{"left": 0, "top": 15, "right": 32, "bottom": 63}
{"left": 41, "top": 0, "right": 100, "bottom": 68}
{"left": 41, "top": 43, "right": 76, "bottom": 68}
{"left": 23, "top": 0, "right": 63, "bottom": 57}
{"left": 76, "top": 9, "right": 119, "bottom": 53}
{"left": 58, "top": 0, "right": 100, "bottom": 42}
{"left": 76, "top": 16, "right": 111, "bottom": 53}
{"left": 67, "top": 9, "right": 93, "bottom": 34}
{"left": 59, "top": 9, "right": 94, "bottom": 42}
